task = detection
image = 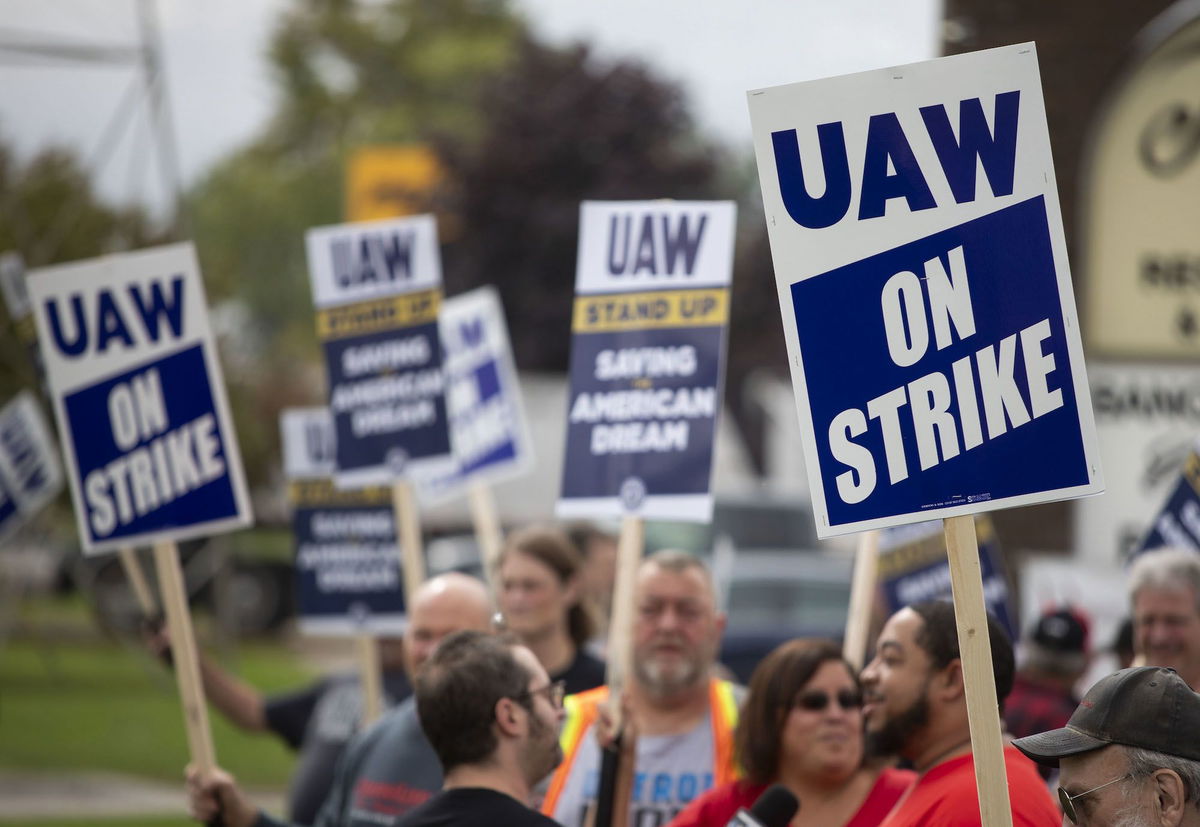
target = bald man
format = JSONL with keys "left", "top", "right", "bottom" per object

{"left": 187, "top": 573, "right": 494, "bottom": 827}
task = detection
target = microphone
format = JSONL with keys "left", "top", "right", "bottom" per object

{"left": 725, "top": 784, "right": 799, "bottom": 827}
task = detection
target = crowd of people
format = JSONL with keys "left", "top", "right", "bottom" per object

{"left": 172, "top": 537, "right": 1200, "bottom": 827}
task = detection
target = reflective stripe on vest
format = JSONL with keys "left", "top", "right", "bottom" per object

{"left": 540, "top": 678, "right": 741, "bottom": 816}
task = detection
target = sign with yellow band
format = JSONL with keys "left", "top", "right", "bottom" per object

{"left": 305, "top": 215, "right": 452, "bottom": 487}
{"left": 571, "top": 288, "right": 728, "bottom": 333}
{"left": 315, "top": 289, "right": 441, "bottom": 341}
{"left": 281, "top": 408, "right": 407, "bottom": 636}
{"left": 557, "top": 200, "right": 737, "bottom": 524}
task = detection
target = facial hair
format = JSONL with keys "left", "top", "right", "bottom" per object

{"left": 522, "top": 702, "right": 563, "bottom": 786}
{"left": 865, "top": 687, "right": 930, "bottom": 760}
{"left": 634, "top": 637, "right": 713, "bottom": 697}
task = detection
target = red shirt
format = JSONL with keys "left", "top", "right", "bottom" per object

{"left": 667, "top": 767, "right": 914, "bottom": 827}
{"left": 880, "top": 745, "right": 1059, "bottom": 827}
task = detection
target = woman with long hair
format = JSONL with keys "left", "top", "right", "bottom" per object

{"left": 670, "top": 639, "right": 913, "bottom": 827}
{"left": 496, "top": 525, "right": 606, "bottom": 694}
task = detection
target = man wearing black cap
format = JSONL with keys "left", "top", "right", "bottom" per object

{"left": 1005, "top": 606, "right": 1091, "bottom": 779}
{"left": 1014, "top": 666, "right": 1200, "bottom": 827}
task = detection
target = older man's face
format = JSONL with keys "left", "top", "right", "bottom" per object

{"left": 1058, "top": 747, "right": 1149, "bottom": 827}
{"left": 632, "top": 564, "right": 724, "bottom": 696}
{"left": 1133, "top": 585, "right": 1200, "bottom": 688}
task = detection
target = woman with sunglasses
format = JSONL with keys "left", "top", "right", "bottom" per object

{"left": 669, "top": 639, "right": 914, "bottom": 827}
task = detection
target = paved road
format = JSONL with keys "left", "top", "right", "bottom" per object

{"left": 0, "top": 769, "right": 284, "bottom": 821}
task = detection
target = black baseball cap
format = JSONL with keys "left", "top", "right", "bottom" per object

{"left": 1031, "top": 607, "right": 1089, "bottom": 654}
{"left": 1013, "top": 667, "right": 1200, "bottom": 767}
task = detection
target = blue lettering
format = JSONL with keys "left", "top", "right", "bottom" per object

{"left": 378, "top": 231, "right": 413, "bottom": 281}
{"left": 332, "top": 232, "right": 414, "bottom": 287}
{"left": 651, "top": 773, "right": 672, "bottom": 804}
{"left": 45, "top": 294, "right": 89, "bottom": 357}
{"left": 458, "top": 317, "right": 485, "bottom": 349}
{"left": 859, "top": 112, "right": 937, "bottom": 220}
{"left": 632, "top": 215, "right": 656, "bottom": 274}
{"left": 660, "top": 214, "right": 707, "bottom": 275}
{"left": 128, "top": 276, "right": 185, "bottom": 342}
{"left": 631, "top": 771, "right": 647, "bottom": 802}
{"left": 920, "top": 91, "right": 1020, "bottom": 204}
{"left": 607, "top": 215, "right": 631, "bottom": 275}
{"left": 95, "top": 290, "right": 135, "bottom": 352}
{"left": 771, "top": 121, "right": 852, "bottom": 229}
{"left": 678, "top": 773, "right": 697, "bottom": 802}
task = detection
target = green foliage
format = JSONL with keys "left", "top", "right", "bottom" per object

{"left": 188, "top": 0, "right": 524, "bottom": 487}
{"left": 0, "top": 144, "right": 166, "bottom": 406}
{"left": 0, "top": 637, "right": 313, "bottom": 785}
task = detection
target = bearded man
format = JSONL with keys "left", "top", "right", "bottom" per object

{"left": 860, "top": 600, "right": 1059, "bottom": 827}
{"left": 541, "top": 550, "right": 741, "bottom": 827}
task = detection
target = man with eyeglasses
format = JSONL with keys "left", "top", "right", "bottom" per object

{"left": 185, "top": 573, "right": 495, "bottom": 827}
{"left": 541, "top": 550, "right": 742, "bottom": 827}
{"left": 391, "top": 630, "right": 567, "bottom": 826}
{"left": 860, "top": 600, "right": 1060, "bottom": 827}
{"left": 1013, "top": 666, "right": 1200, "bottom": 827}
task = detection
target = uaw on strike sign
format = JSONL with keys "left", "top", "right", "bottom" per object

{"left": 26, "top": 243, "right": 252, "bottom": 553}
{"left": 557, "top": 201, "right": 735, "bottom": 523}
{"left": 306, "top": 215, "right": 452, "bottom": 487}
{"left": 748, "top": 44, "right": 1103, "bottom": 538}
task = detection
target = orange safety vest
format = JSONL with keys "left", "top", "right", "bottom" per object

{"left": 541, "top": 678, "right": 741, "bottom": 817}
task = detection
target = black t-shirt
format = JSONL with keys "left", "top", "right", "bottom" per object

{"left": 553, "top": 649, "right": 605, "bottom": 696}
{"left": 263, "top": 670, "right": 412, "bottom": 825}
{"left": 394, "top": 787, "right": 562, "bottom": 827}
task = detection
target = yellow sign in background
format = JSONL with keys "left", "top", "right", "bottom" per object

{"left": 345, "top": 145, "right": 442, "bottom": 222}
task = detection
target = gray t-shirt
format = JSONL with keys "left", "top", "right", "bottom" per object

{"left": 549, "top": 714, "right": 718, "bottom": 827}
{"left": 255, "top": 697, "right": 442, "bottom": 827}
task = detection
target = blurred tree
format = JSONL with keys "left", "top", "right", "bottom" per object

{"left": 187, "top": 0, "right": 524, "bottom": 490}
{"left": 434, "top": 37, "right": 787, "bottom": 465}
{"left": 0, "top": 140, "right": 162, "bottom": 401}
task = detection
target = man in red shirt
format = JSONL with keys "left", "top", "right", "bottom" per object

{"left": 861, "top": 600, "right": 1060, "bottom": 827}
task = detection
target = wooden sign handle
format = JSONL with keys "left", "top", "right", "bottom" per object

{"left": 357, "top": 634, "right": 384, "bottom": 726}
{"left": 391, "top": 480, "right": 425, "bottom": 609}
{"left": 943, "top": 515, "right": 1013, "bottom": 827}
{"left": 604, "top": 515, "right": 644, "bottom": 728}
{"left": 118, "top": 546, "right": 158, "bottom": 618}
{"left": 152, "top": 539, "right": 216, "bottom": 771}
{"left": 843, "top": 529, "right": 879, "bottom": 670}
{"left": 468, "top": 480, "right": 504, "bottom": 590}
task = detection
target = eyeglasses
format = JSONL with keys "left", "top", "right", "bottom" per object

{"left": 794, "top": 688, "right": 863, "bottom": 712}
{"left": 519, "top": 679, "right": 566, "bottom": 710}
{"left": 1057, "top": 773, "right": 1132, "bottom": 824}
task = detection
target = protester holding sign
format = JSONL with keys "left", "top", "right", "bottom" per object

{"left": 497, "top": 526, "right": 606, "bottom": 695}
{"left": 669, "top": 639, "right": 913, "bottom": 827}
{"left": 541, "top": 551, "right": 740, "bottom": 827}
{"left": 185, "top": 573, "right": 494, "bottom": 827}
{"left": 861, "top": 601, "right": 1058, "bottom": 827}
{"left": 394, "top": 631, "right": 565, "bottom": 827}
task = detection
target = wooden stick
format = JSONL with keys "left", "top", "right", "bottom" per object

{"left": 943, "top": 515, "right": 1012, "bottom": 827}
{"left": 152, "top": 539, "right": 216, "bottom": 771}
{"left": 356, "top": 634, "right": 384, "bottom": 726}
{"left": 843, "top": 530, "right": 879, "bottom": 670}
{"left": 604, "top": 515, "right": 644, "bottom": 729}
{"left": 467, "top": 480, "right": 504, "bottom": 590}
{"left": 391, "top": 480, "right": 425, "bottom": 609}
{"left": 118, "top": 546, "right": 158, "bottom": 617}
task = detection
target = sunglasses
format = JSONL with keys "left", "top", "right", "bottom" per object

{"left": 794, "top": 688, "right": 863, "bottom": 712}
{"left": 1057, "top": 773, "right": 1131, "bottom": 824}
